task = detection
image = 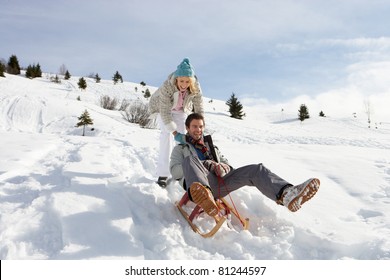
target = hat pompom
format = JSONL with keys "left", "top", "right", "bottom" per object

{"left": 174, "top": 58, "right": 195, "bottom": 77}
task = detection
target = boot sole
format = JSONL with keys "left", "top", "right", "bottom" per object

{"left": 189, "top": 182, "right": 219, "bottom": 216}
{"left": 157, "top": 177, "right": 168, "bottom": 188}
{"left": 288, "top": 178, "right": 320, "bottom": 212}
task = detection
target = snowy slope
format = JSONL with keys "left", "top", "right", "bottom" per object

{"left": 0, "top": 73, "right": 389, "bottom": 260}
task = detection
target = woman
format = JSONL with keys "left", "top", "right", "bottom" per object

{"left": 149, "top": 58, "right": 204, "bottom": 187}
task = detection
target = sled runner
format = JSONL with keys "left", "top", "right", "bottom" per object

{"left": 176, "top": 192, "right": 249, "bottom": 238}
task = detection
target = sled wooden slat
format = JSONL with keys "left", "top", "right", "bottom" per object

{"left": 176, "top": 192, "right": 249, "bottom": 238}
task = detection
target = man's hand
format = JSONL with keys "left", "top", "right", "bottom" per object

{"left": 203, "top": 160, "right": 231, "bottom": 177}
{"left": 214, "top": 163, "right": 231, "bottom": 177}
{"left": 203, "top": 159, "right": 217, "bottom": 172}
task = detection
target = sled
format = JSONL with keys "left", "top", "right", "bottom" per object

{"left": 175, "top": 192, "right": 249, "bottom": 238}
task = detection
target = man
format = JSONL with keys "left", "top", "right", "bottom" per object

{"left": 170, "top": 113, "right": 320, "bottom": 219}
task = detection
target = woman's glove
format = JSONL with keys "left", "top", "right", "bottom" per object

{"left": 174, "top": 132, "right": 186, "bottom": 144}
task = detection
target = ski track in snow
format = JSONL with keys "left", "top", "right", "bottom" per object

{"left": 1, "top": 74, "right": 390, "bottom": 260}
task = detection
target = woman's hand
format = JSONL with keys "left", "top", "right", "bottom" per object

{"left": 173, "top": 132, "right": 186, "bottom": 144}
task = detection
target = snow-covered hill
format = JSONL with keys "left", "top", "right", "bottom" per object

{"left": 0, "top": 73, "right": 389, "bottom": 260}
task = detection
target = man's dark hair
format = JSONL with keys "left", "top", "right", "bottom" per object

{"left": 185, "top": 113, "right": 204, "bottom": 128}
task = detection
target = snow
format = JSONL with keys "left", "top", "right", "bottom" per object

{"left": 1, "top": 73, "right": 390, "bottom": 262}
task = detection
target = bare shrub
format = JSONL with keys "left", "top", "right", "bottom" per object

{"left": 118, "top": 99, "right": 130, "bottom": 111}
{"left": 58, "top": 64, "right": 67, "bottom": 75}
{"left": 50, "top": 75, "right": 61, "bottom": 84}
{"left": 100, "top": 95, "right": 118, "bottom": 110}
{"left": 121, "top": 101, "right": 155, "bottom": 128}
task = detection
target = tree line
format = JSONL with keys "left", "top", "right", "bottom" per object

{"left": 0, "top": 55, "right": 128, "bottom": 85}
{"left": 1, "top": 54, "right": 330, "bottom": 123}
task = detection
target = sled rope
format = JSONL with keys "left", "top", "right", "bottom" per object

{"left": 217, "top": 176, "right": 243, "bottom": 223}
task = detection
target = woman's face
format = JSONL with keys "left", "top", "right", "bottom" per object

{"left": 176, "top": 77, "right": 191, "bottom": 91}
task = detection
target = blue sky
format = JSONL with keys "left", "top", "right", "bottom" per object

{"left": 2, "top": 0, "right": 390, "bottom": 103}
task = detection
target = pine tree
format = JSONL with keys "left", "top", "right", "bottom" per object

{"left": 298, "top": 104, "right": 310, "bottom": 121}
{"left": 7, "top": 55, "right": 21, "bottom": 75}
{"left": 25, "top": 65, "right": 33, "bottom": 78}
{"left": 226, "top": 93, "right": 245, "bottom": 119}
{"left": 76, "top": 109, "right": 94, "bottom": 136}
{"left": 113, "top": 71, "right": 123, "bottom": 84}
{"left": 95, "top": 73, "right": 101, "bottom": 83}
{"left": 0, "top": 61, "right": 5, "bottom": 77}
{"left": 25, "top": 63, "right": 42, "bottom": 79}
{"left": 35, "top": 63, "right": 42, "bottom": 77}
{"left": 78, "top": 77, "right": 87, "bottom": 90}
{"left": 144, "top": 88, "right": 151, "bottom": 99}
{"left": 64, "top": 70, "right": 71, "bottom": 80}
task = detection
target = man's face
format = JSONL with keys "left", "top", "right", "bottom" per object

{"left": 186, "top": 118, "right": 204, "bottom": 140}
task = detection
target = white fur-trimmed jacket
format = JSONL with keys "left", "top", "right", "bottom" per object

{"left": 148, "top": 72, "right": 204, "bottom": 132}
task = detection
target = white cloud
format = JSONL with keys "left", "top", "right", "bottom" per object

{"left": 3, "top": 0, "right": 390, "bottom": 102}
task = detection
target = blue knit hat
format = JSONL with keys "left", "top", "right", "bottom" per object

{"left": 174, "top": 58, "right": 195, "bottom": 77}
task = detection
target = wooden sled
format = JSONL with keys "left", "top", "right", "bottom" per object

{"left": 176, "top": 192, "right": 249, "bottom": 238}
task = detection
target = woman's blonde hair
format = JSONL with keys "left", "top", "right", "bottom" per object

{"left": 175, "top": 76, "right": 197, "bottom": 94}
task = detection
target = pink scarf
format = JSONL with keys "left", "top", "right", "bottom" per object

{"left": 173, "top": 90, "right": 187, "bottom": 111}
